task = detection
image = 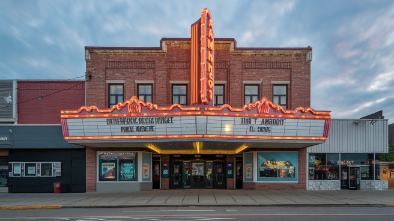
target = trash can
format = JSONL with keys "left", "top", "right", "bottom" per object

{"left": 53, "top": 182, "right": 61, "bottom": 194}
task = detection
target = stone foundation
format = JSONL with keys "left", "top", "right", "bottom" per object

{"left": 308, "top": 180, "right": 340, "bottom": 190}
{"left": 360, "top": 180, "right": 388, "bottom": 190}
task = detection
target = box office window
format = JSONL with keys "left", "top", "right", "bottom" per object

{"left": 257, "top": 152, "right": 298, "bottom": 182}
{"left": 9, "top": 162, "right": 61, "bottom": 177}
{"left": 98, "top": 152, "right": 137, "bottom": 182}
{"left": 308, "top": 153, "right": 339, "bottom": 180}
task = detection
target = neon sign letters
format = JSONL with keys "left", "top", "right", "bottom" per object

{"left": 200, "top": 8, "right": 214, "bottom": 105}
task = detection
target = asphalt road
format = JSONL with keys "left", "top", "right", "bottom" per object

{"left": 1, "top": 206, "right": 394, "bottom": 221}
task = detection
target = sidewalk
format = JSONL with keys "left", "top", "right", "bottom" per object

{"left": 1, "top": 189, "right": 394, "bottom": 210}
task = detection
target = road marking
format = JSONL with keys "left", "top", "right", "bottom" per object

{"left": 162, "top": 210, "right": 216, "bottom": 212}
{"left": 226, "top": 210, "right": 237, "bottom": 212}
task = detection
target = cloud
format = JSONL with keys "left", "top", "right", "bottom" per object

{"left": 0, "top": 0, "right": 393, "bottom": 124}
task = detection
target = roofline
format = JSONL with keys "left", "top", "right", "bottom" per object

{"left": 85, "top": 38, "right": 312, "bottom": 51}
{"left": 17, "top": 80, "right": 85, "bottom": 82}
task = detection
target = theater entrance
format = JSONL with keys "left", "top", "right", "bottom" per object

{"left": 170, "top": 155, "right": 227, "bottom": 189}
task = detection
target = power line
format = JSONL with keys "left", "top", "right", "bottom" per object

{"left": 0, "top": 75, "right": 85, "bottom": 94}
{"left": 0, "top": 81, "right": 85, "bottom": 110}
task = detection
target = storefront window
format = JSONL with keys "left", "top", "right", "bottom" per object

{"left": 340, "top": 153, "right": 375, "bottom": 180}
{"left": 98, "top": 152, "right": 137, "bottom": 182}
{"left": 25, "top": 163, "right": 36, "bottom": 176}
{"left": 41, "top": 163, "right": 53, "bottom": 176}
{"left": 258, "top": 152, "right": 298, "bottom": 182}
{"left": 309, "top": 153, "right": 339, "bottom": 180}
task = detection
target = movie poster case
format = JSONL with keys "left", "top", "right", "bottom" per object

{"left": 98, "top": 152, "right": 138, "bottom": 182}
{"left": 8, "top": 162, "right": 62, "bottom": 177}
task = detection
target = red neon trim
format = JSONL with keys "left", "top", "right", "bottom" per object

{"left": 64, "top": 135, "right": 327, "bottom": 141}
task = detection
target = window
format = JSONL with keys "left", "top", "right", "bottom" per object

{"left": 138, "top": 84, "right": 153, "bottom": 103}
{"left": 244, "top": 84, "right": 259, "bottom": 104}
{"left": 273, "top": 85, "right": 288, "bottom": 109}
{"left": 214, "top": 84, "right": 225, "bottom": 106}
{"left": 9, "top": 162, "right": 61, "bottom": 177}
{"left": 257, "top": 152, "right": 298, "bottom": 182}
{"left": 340, "top": 153, "right": 375, "bottom": 180}
{"left": 308, "top": 153, "right": 339, "bottom": 180}
{"left": 172, "top": 84, "right": 187, "bottom": 105}
{"left": 108, "top": 84, "right": 124, "bottom": 108}
{"left": 98, "top": 152, "right": 137, "bottom": 182}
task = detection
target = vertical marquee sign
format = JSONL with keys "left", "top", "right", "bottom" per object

{"left": 200, "top": 8, "right": 214, "bottom": 106}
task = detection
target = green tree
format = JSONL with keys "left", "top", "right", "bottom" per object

{"left": 377, "top": 144, "right": 394, "bottom": 162}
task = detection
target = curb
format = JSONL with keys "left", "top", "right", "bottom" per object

{"left": 0, "top": 205, "right": 62, "bottom": 210}
{"left": 60, "top": 204, "right": 389, "bottom": 208}
{"left": 0, "top": 204, "right": 392, "bottom": 210}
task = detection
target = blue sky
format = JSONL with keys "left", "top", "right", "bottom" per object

{"left": 1, "top": 0, "right": 393, "bottom": 124}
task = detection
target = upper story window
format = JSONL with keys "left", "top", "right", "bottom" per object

{"left": 244, "top": 84, "right": 259, "bottom": 104}
{"left": 172, "top": 84, "right": 188, "bottom": 105}
{"left": 108, "top": 84, "right": 124, "bottom": 108}
{"left": 214, "top": 84, "right": 225, "bottom": 106}
{"left": 138, "top": 84, "right": 153, "bottom": 103}
{"left": 272, "top": 85, "right": 288, "bottom": 109}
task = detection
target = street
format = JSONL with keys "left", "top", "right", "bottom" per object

{"left": 1, "top": 206, "right": 394, "bottom": 221}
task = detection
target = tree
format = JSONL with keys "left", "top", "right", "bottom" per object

{"left": 377, "top": 144, "right": 394, "bottom": 162}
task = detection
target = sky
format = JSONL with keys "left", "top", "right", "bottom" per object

{"left": 1, "top": 0, "right": 394, "bottom": 124}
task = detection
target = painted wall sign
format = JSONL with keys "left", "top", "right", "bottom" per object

{"left": 200, "top": 8, "right": 214, "bottom": 105}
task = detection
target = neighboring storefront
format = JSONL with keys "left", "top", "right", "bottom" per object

{"left": 307, "top": 119, "right": 389, "bottom": 190}
{"left": 1, "top": 125, "right": 86, "bottom": 193}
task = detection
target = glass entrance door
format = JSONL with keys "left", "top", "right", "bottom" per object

{"left": 183, "top": 161, "right": 191, "bottom": 189}
{"left": 171, "top": 162, "right": 182, "bottom": 189}
{"left": 340, "top": 166, "right": 348, "bottom": 189}
{"left": 235, "top": 161, "right": 243, "bottom": 189}
{"left": 213, "top": 162, "right": 226, "bottom": 189}
{"left": 206, "top": 161, "right": 213, "bottom": 188}
{"left": 348, "top": 166, "right": 360, "bottom": 190}
{"left": 191, "top": 162, "right": 205, "bottom": 189}
{"left": 152, "top": 159, "right": 160, "bottom": 189}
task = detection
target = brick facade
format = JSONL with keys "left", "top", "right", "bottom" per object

{"left": 85, "top": 39, "right": 311, "bottom": 109}
{"left": 83, "top": 38, "right": 313, "bottom": 191}
{"left": 18, "top": 81, "right": 85, "bottom": 124}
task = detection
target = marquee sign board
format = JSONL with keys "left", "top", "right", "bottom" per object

{"left": 64, "top": 116, "right": 326, "bottom": 138}
{"left": 61, "top": 96, "right": 331, "bottom": 142}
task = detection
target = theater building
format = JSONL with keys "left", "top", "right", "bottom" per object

{"left": 60, "top": 8, "right": 332, "bottom": 192}
{"left": 2, "top": 8, "right": 389, "bottom": 193}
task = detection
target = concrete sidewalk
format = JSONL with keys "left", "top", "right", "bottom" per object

{"left": 1, "top": 189, "right": 394, "bottom": 210}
